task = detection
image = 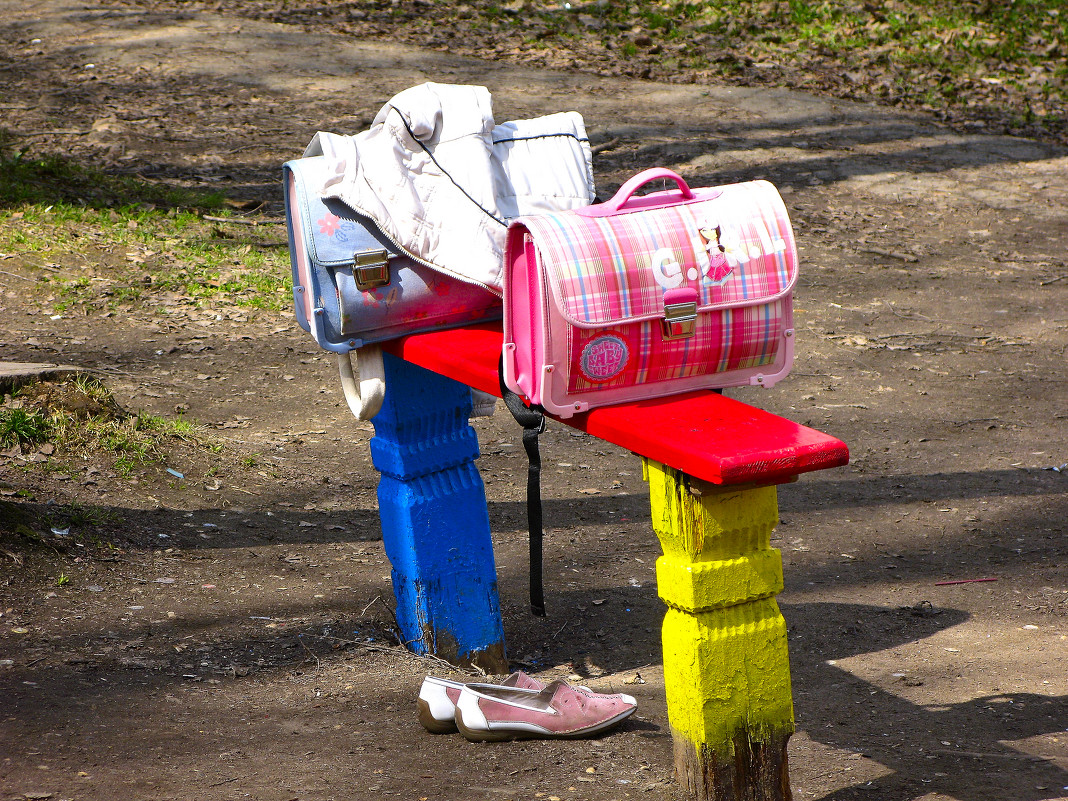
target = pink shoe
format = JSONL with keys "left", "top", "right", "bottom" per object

{"left": 417, "top": 671, "right": 544, "bottom": 733}
{"left": 454, "top": 679, "right": 637, "bottom": 741}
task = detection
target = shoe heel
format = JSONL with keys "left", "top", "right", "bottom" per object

{"left": 454, "top": 707, "right": 512, "bottom": 743}
{"left": 417, "top": 698, "right": 458, "bottom": 734}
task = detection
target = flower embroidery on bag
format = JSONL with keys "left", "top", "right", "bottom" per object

{"left": 424, "top": 274, "right": 453, "bottom": 297}
{"left": 361, "top": 285, "right": 397, "bottom": 308}
{"left": 318, "top": 212, "right": 342, "bottom": 237}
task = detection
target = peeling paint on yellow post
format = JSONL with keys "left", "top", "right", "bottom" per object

{"left": 645, "top": 458, "right": 794, "bottom": 801}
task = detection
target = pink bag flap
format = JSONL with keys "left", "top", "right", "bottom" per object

{"left": 514, "top": 174, "right": 797, "bottom": 329}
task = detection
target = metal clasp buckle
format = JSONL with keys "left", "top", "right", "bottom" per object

{"left": 662, "top": 300, "right": 698, "bottom": 339}
{"left": 353, "top": 249, "right": 390, "bottom": 291}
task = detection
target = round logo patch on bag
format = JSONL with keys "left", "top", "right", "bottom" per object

{"left": 580, "top": 334, "right": 629, "bottom": 382}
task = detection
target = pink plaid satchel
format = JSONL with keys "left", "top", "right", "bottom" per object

{"left": 501, "top": 168, "right": 797, "bottom": 418}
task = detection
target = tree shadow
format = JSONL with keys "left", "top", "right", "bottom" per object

{"left": 2, "top": 478, "right": 1064, "bottom": 800}
{"left": 3, "top": 3, "right": 1067, "bottom": 222}
{"left": 0, "top": 132, "right": 226, "bottom": 212}
{"left": 780, "top": 468, "right": 1068, "bottom": 511}
{"left": 785, "top": 601, "right": 1068, "bottom": 801}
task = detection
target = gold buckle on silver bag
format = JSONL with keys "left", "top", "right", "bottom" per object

{"left": 353, "top": 249, "right": 390, "bottom": 291}
{"left": 662, "top": 299, "right": 698, "bottom": 339}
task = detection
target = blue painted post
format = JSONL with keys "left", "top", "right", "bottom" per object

{"left": 369, "top": 351, "right": 508, "bottom": 673}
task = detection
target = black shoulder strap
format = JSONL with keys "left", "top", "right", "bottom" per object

{"left": 498, "top": 362, "right": 547, "bottom": 616}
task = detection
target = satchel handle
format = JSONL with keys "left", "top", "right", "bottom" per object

{"left": 337, "top": 347, "right": 386, "bottom": 421}
{"left": 603, "top": 167, "right": 695, "bottom": 212}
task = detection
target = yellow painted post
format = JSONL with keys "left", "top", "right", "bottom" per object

{"left": 645, "top": 458, "right": 794, "bottom": 801}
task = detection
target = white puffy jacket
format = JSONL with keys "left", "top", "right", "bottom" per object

{"left": 305, "top": 82, "right": 595, "bottom": 295}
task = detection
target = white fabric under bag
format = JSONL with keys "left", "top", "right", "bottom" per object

{"left": 311, "top": 82, "right": 596, "bottom": 295}
{"left": 290, "top": 83, "right": 597, "bottom": 420}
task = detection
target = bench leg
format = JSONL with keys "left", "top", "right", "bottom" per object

{"left": 369, "top": 352, "right": 508, "bottom": 674}
{"left": 645, "top": 459, "right": 794, "bottom": 801}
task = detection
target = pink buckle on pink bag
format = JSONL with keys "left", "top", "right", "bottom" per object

{"left": 503, "top": 168, "right": 798, "bottom": 419}
{"left": 661, "top": 287, "right": 699, "bottom": 340}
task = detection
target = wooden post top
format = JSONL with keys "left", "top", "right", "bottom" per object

{"left": 383, "top": 323, "right": 849, "bottom": 486}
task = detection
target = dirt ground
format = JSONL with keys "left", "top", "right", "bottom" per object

{"left": 1, "top": 4, "right": 1067, "bottom": 801}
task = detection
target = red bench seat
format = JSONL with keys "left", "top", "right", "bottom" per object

{"left": 384, "top": 322, "right": 849, "bottom": 486}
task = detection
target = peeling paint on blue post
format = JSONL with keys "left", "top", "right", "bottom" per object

{"left": 369, "top": 352, "right": 508, "bottom": 673}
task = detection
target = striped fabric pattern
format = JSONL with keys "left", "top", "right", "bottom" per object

{"left": 520, "top": 181, "right": 796, "bottom": 326}
{"left": 565, "top": 299, "right": 788, "bottom": 393}
{"left": 514, "top": 179, "right": 796, "bottom": 397}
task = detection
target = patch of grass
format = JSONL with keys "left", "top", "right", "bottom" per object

{"left": 54, "top": 502, "right": 122, "bottom": 528}
{"left": 0, "top": 135, "right": 225, "bottom": 211}
{"left": 65, "top": 410, "right": 201, "bottom": 475}
{"left": 91, "top": 0, "right": 1066, "bottom": 139}
{"left": 50, "top": 276, "right": 94, "bottom": 312}
{"left": 640, "top": 11, "right": 677, "bottom": 34}
{"left": 0, "top": 500, "right": 49, "bottom": 560}
{"left": 0, "top": 135, "right": 290, "bottom": 315}
{"left": 0, "top": 500, "right": 37, "bottom": 532}
{"left": 0, "top": 201, "right": 292, "bottom": 315}
{"left": 0, "top": 407, "right": 51, "bottom": 449}
{"left": 262, "top": 0, "right": 1064, "bottom": 141}
{"left": 3, "top": 378, "right": 216, "bottom": 476}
